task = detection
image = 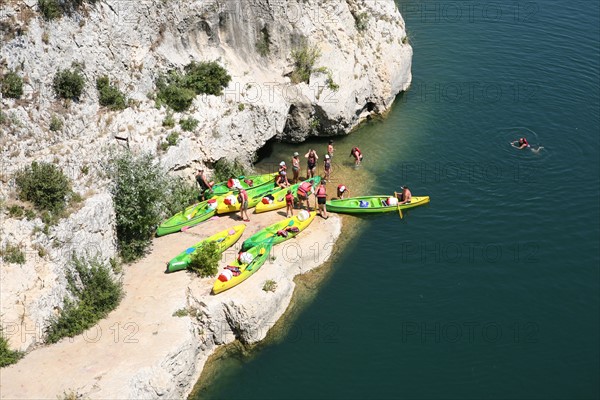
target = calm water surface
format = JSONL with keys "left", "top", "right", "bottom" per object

{"left": 196, "top": 0, "right": 599, "bottom": 398}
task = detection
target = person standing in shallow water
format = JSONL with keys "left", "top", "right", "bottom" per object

{"left": 291, "top": 152, "right": 300, "bottom": 183}
{"left": 324, "top": 154, "right": 332, "bottom": 181}
{"left": 327, "top": 140, "right": 335, "bottom": 159}
{"left": 350, "top": 147, "right": 363, "bottom": 166}
{"left": 305, "top": 149, "right": 318, "bottom": 178}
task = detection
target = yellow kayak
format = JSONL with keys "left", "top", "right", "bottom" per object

{"left": 212, "top": 240, "right": 274, "bottom": 294}
{"left": 254, "top": 176, "right": 321, "bottom": 214}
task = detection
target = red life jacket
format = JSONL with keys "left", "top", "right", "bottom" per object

{"left": 316, "top": 186, "right": 327, "bottom": 198}
{"left": 298, "top": 182, "right": 311, "bottom": 196}
{"left": 238, "top": 189, "right": 248, "bottom": 202}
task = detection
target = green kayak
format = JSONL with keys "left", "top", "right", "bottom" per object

{"left": 166, "top": 224, "right": 246, "bottom": 272}
{"left": 206, "top": 172, "right": 277, "bottom": 198}
{"left": 156, "top": 199, "right": 219, "bottom": 236}
{"left": 241, "top": 211, "right": 317, "bottom": 251}
{"left": 326, "top": 195, "right": 430, "bottom": 214}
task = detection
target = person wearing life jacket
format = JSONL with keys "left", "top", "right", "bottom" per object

{"left": 337, "top": 184, "right": 349, "bottom": 199}
{"left": 297, "top": 180, "right": 313, "bottom": 211}
{"left": 238, "top": 188, "right": 250, "bottom": 222}
{"left": 350, "top": 147, "right": 363, "bottom": 166}
{"left": 285, "top": 189, "right": 294, "bottom": 218}
{"left": 315, "top": 180, "right": 328, "bottom": 219}
{"left": 305, "top": 149, "right": 318, "bottom": 178}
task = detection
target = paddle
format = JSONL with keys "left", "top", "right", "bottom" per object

{"left": 394, "top": 191, "right": 404, "bottom": 219}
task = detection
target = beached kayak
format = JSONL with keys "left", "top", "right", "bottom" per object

{"left": 241, "top": 210, "right": 317, "bottom": 251}
{"left": 215, "top": 182, "right": 281, "bottom": 214}
{"left": 156, "top": 199, "right": 219, "bottom": 237}
{"left": 166, "top": 224, "right": 246, "bottom": 272}
{"left": 326, "top": 195, "right": 430, "bottom": 214}
{"left": 254, "top": 176, "right": 321, "bottom": 214}
{"left": 212, "top": 239, "right": 274, "bottom": 294}
{"left": 207, "top": 172, "right": 277, "bottom": 198}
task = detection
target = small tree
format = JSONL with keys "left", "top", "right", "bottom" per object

{"left": 53, "top": 67, "right": 85, "bottom": 101}
{"left": 187, "top": 241, "right": 221, "bottom": 277}
{"left": 183, "top": 61, "right": 231, "bottom": 96}
{"left": 14, "top": 161, "right": 71, "bottom": 212}
{"left": 291, "top": 41, "right": 321, "bottom": 84}
{"left": 1, "top": 70, "right": 24, "bottom": 99}
{"left": 179, "top": 117, "right": 198, "bottom": 132}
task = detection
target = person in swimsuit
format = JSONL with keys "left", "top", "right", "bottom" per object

{"left": 324, "top": 154, "right": 332, "bottom": 181}
{"left": 327, "top": 140, "right": 335, "bottom": 159}
{"left": 350, "top": 147, "right": 363, "bottom": 166}
{"left": 305, "top": 149, "right": 318, "bottom": 178}
{"left": 195, "top": 169, "right": 214, "bottom": 201}
{"left": 277, "top": 161, "right": 289, "bottom": 188}
{"left": 337, "top": 184, "right": 349, "bottom": 199}
{"left": 285, "top": 189, "right": 294, "bottom": 218}
{"left": 291, "top": 152, "right": 300, "bottom": 183}
{"left": 511, "top": 137, "right": 544, "bottom": 153}
{"left": 238, "top": 188, "right": 250, "bottom": 221}
{"left": 396, "top": 185, "right": 412, "bottom": 204}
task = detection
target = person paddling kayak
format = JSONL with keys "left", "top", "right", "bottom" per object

{"left": 396, "top": 185, "right": 412, "bottom": 204}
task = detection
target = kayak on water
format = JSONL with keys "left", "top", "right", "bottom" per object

{"left": 166, "top": 224, "right": 246, "bottom": 273}
{"left": 241, "top": 210, "right": 317, "bottom": 251}
{"left": 212, "top": 239, "right": 274, "bottom": 294}
{"left": 254, "top": 176, "right": 321, "bottom": 214}
{"left": 326, "top": 196, "right": 430, "bottom": 214}
{"left": 156, "top": 199, "right": 219, "bottom": 236}
{"left": 206, "top": 172, "right": 277, "bottom": 198}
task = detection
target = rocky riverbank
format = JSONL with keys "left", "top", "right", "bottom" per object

{"left": 1, "top": 0, "right": 410, "bottom": 396}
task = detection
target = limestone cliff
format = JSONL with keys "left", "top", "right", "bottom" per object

{"left": 0, "top": 0, "right": 411, "bottom": 352}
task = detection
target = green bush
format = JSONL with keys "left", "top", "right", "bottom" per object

{"left": 49, "top": 114, "right": 63, "bottom": 131}
{"left": 38, "top": 0, "right": 99, "bottom": 20}
{"left": 110, "top": 153, "right": 198, "bottom": 261}
{"left": 1, "top": 70, "right": 24, "bottom": 99}
{"left": 53, "top": 67, "right": 85, "bottom": 100}
{"left": 8, "top": 204, "right": 24, "bottom": 218}
{"left": 0, "top": 330, "right": 24, "bottom": 367}
{"left": 291, "top": 41, "right": 321, "bottom": 84}
{"left": 256, "top": 27, "right": 270, "bottom": 57}
{"left": 96, "top": 76, "right": 127, "bottom": 110}
{"left": 110, "top": 153, "right": 165, "bottom": 262}
{"left": 162, "top": 110, "right": 175, "bottom": 128}
{"left": 183, "top": 61, "right": 231, "bottom": 96}
{"left": 179, "top": 117, "right": 198, "bottom": 132}
{"left": 160, "top": 131, "right": 179, "bottom": 151}
{"left": 38, "top": 0, "right": 61, "bottom": 20}
{"left": 188, "top": 241, "right": 220, "bottom": 277}
{"left": 45, "top": 255, "right": 123, "bottom": 343}
{"left": 262, "top": 279, "right": 277, "bottom": 292}
{"left": 0, "top": 110, "right": 6, "bottom": 125}
{"left": 0, "top": 243, "right": 26, "bottom": 265}
{"left": 14, "top": 161, "right": 71, "bottom": 213}
{"left": 354, "top": 12, "right": 369, "bottom": 32}
{"left": 155, "top": 61, "right": 231, "bottom": 112}
{"left": 212, "top": 158, "right": 247, "bottom": 183}
{"left": 161, "top": 177, "right": 198, "bottom": 216}
{"left": 156, "top": 84, "right": 196, "bottom": 112}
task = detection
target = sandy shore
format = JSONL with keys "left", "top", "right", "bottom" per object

{"left": 0, "top": 209, "right": 341, "bottom": 399}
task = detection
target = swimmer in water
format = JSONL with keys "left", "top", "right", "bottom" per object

{"left": 511, "top": 137, "right": 544, "bottom": 153}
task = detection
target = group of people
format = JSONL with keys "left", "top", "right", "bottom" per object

{"left": 193, "top": 142, "right": 370, "bottom": 221}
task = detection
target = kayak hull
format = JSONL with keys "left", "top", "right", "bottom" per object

{"left": 207, "top": 172, "right": 277, "bottom": 198}
{"left": 167, "top": 224, "right": 246, "bottom": 272}
{"left": 241, "top": 211, "right": 317, "bottom": 251}
{"left": 156, "top": 201, "right": 217, "bottom": 237}
{"left": 326, "top": 196, "right": 430, "bottom": 214}
{"left": 212, "top": 241, "right": 273, "bottom": 294}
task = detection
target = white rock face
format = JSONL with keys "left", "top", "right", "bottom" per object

{"left": 0, "top": 0, "right": 410, "bottom": 385}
